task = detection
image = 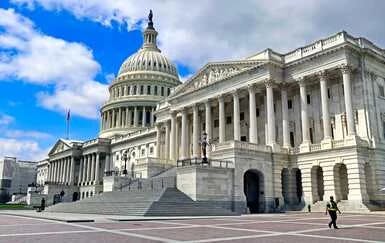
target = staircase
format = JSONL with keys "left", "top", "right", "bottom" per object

{"left": 46, "top": 188, "right": 238, "bottom": 216}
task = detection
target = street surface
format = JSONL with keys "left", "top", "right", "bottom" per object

{"left": 0, "top": 212, "right": 384, "bottom": 242}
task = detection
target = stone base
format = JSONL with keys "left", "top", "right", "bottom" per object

{"left": 299, "top": 142, "right": 311, "bottom": 153}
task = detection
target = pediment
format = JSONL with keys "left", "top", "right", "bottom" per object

{"left": 48, "top": 139, "right": 72, "bottom": 155}
{"left": 171, "top": 60, "right": 265, "bottom": 98}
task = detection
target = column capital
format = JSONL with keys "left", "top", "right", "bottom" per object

{"left": 231, "top": 89, "right": 240, "bottom": 97}
{"left": 264, "top": 78, "right": 275, "bottom": 88}
{"left": 170, "top": 110, "right": 177, "bottom": 117}
{"left": 217, "top": 93, "right": 225, "bottom": 102}
{"left": 339, "top": 64, "right": 352, "bottom": 74}
{"left": 317, "top": 70, "right": 328, "bottom": 80}
{"left": 280, "top": 82, "right": 289, "bottom": 90}
{"left": 297, "top": 77, "right": 306, "bottom": 87}
{"left": 247, "top": 84, "right": 257, "bottom": 93}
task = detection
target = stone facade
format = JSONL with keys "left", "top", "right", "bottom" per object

{"left": 42, "top": 14, "right": 385, "bottom": 212}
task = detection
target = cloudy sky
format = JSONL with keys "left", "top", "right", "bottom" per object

{"left": 0, "top": 0, "right": 384, "bottom": 160}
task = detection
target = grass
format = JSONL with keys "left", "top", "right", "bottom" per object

{"left": 0, "top": 204, "right": 29, "bottom": 210}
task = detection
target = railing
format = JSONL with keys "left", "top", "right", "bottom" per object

{"left": 120, "top": 176, "right": 176, "bottom": 192}
{"left": 212, "top": 140, "right": 271, "bottom": 153}
{"left": 83, "top": 138, "right": 111, "bottom": 147}
{"left": 177, "top": 158, "right": 232, "bottom": 169}
{"left": 331, "top": 139, "right": 345, "bottom": 148}
{"left": 310, "top": 143, "right": 322, "bottom": 151}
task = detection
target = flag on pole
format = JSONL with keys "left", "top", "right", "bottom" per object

{"left": 66, "top": 109, "right": 71, "bottom": 139}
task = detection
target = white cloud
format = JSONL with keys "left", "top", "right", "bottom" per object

{"left": 0, "top": 114, "right": 14, "bottom": 125}
{"left": 0, "top": 138, "right": 48, "bottom": 161}
{"left": 0, "top": 8, "right": 108, "bottom": 119}
{"left": 10, "top": 0, "right": 385, "bottom": 70}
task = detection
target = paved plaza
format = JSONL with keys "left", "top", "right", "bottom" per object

{"left": 0, "top": 212, "right": 384, "bottom": 242}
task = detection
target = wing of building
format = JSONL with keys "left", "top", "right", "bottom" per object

{"left": 41, "top": 12, "right": 385, "bottom": 214}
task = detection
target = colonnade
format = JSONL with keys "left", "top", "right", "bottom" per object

{"left": 101, "top": 106, "right": 156, "bottom": 131}
{"left": 155, "top": 65, "right": 356, "bottom": 160}
{"left": 78, "top": 153, "right": 102, "bottom": 186}
{"left": 47, "top": 156, "right": 75, "bottom": 185}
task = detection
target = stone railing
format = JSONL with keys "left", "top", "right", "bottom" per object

{"left": 331, "top": 139, "right": 345, "bottom": 148}
{"left": 212, "top": 140, "right": 271, "bottom": 153}
{"left": 310, "top": 143, "right": 322, "bottom": 151}
{"left": 111, "top": 127, "right": 156, "bottom": 143}
{"left": 177, "top": 158, "right": 233, "bottom": 169}
{"left": 82, "top": 138, "right": 110, "bottom": 147}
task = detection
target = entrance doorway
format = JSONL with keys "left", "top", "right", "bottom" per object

{"left": 72, "top": 192, "right": 79, "bottom": 201}
{"left": 281, "top": 168, "right": 290, "bottom": 204}
{"left": 311, "top": 166, "right": 324, "bottom": 203}
{"left": 244, "top": 169, "right": 265, "bottom": 213}
{"left": 334, "top": 163, "right": 348, "bottom": 201}
{"left": 293, "top": 168, "right": 303, "bottom": 204}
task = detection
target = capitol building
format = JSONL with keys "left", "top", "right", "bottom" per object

{"left": 38, "top": 12, "right": 385, "bottom": 214}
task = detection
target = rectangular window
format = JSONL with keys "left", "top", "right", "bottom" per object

{"left": 288, "top": 100, "right": 293, "bottom": 109}
{"left": 256, "top": 108, "right": 260, "bottom": 117}
{"left": 127, "top": 86, "right": 131, "bottom": 95}
{"left": 307, "top": 94, "right": 311, "bottom": 104}
{"left": 331, "top": 124, "right": 334, "bottom": 139}
{"left": 226, "top": 116, "right": 232, "bottom": 124}
{"left": 161, "top": 87, "right": 164, "bottom": 96}
{"left": 154, "top": 86, "right": 158, "bottom": 95}
{"left": 379, "top": 84, "right": 385, "bottom": 97}
{"left": 133, "top": 85, "right": 137, "bottom": 95}
{"left": 290, "top": 132, "right": 295, "bottom": 147}
{"left": 241, "top": 136, "right": 247, "bottom": 142}
{"left": 202, "top": 123, "right": 206, "bottom": 130}
{"left": 167, "top": 88, "right": 171, "bottom": 96}
{"left": 309, "top": 128, "right": 314, "bottom": 143}
{"left": 240, "top": 112, "right": 245, "bottom": 121}
{"left": 274, "top": 103, "right": 276, "bottom": 113}
{"left": 147, "top": 85, "right": 151, "bottom": 95}
{"left": 214, "top": 119, "right": 219, "bottom": 128}
{"left": 327, "top": 88, "right": 331, "bottom": 99}
{"left": 140, "top": 85, "right": 144, "bottom": 95}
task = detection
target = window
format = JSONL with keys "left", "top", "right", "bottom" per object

{"left": 256, "top": 108, "right": 260, "bottom": 117}
{"left": 167, "top": 88, "right": 171, "bottom": 96}
{"left": 140, "top": 85, "right": 144, "bottom": 95}
{"left": 327, "top": 88, "right": 331, "bottom": 99}
{"left": 141, "top": 149, "right": 145, "bottom": 156}
{"left": 154, "top": 86, "right": 158, "bottom": 95}
{"left": 161, "top": 87, "right": 164, "bottom": 96}
{"left": 288, "top": 99, "right": 293, "bottom": 109}
{"left": 240, "top": 112, "right": 245, "bottom": 121}
{"left": 147, "top": 85, "right": 151, "bottom": 95}
{"left": 241, "top": 136, "right": 247, "bottom": 142}
{"left": 309, "top": 128, "right": 314, "bottom": 144}
{"left": 307, "top": 94, "right": 311, "bottom": 104}
{"left": 133, "top": 85, "right": 137, "bottom": 95}
{"left": 150, "top": 147, "right": 154, "bottom": 154}
{"left": 274, "top": 103, "right": 276, "bottom": 113}
{"left": 290, "top": 132, "right": 295, "bottom": 147}
{"left": 202, "top": 123, "right": 206, "bottom": 130}
{"left": 383, "top": 122, "right": 385, "bottom": 139}
{"left": 127, "top": 86, "right": 131, "bottom": 95}
{"left": 214, "top": 119, "right": 219, "bottom": 128}
{"left": 116, "top": 154, "right": 120, "bottom": 161}
{"left": 226, "top": 116, "right": 232, "bottom": 124}
{"left": 379, "top": 84, "right": 385, "bottom": 97}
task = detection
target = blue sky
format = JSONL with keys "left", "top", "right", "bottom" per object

{"left": 0, "top": 0, "right": 384, "bottom": 160}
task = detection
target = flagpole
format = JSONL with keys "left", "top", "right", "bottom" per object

{"left": 66, "top": 109, "right": 71, "bottom": 140}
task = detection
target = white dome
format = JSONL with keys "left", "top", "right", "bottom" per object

{"left": 118, "top": 49, "right": 178, "bottom": 77}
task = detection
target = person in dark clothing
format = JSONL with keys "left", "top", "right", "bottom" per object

{"left": 40, "top": 198, "right": 46, "bottom": 211}
{"left": 325, "top": 196, "right": 341, "bottom": 229}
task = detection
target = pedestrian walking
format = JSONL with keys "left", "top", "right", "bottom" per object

{"left": 325, "top": 196, "right": 341, "bottom": 229}
{"left": 40, "top": 197, "right": 45, "bottom": 211}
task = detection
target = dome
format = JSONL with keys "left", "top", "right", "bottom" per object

{"left": 118, "top": 49, "right": 178, "bottom": 77}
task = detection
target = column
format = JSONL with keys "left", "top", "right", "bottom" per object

{"left": 218, "top": 95, "right": 225, "bottom": 143}
{"left": 133, "top": 106, "right": 139, "bottom": 127}
{"left": 192, "top": 104, "right": 200, "bottom": 158}
{"left": 52, "top": 161, "right": 56, "bottom": 182}
{"left": 319, "top": 71, "right": 332, "bottom": 140}
{"left": 107, "top": 111, "right": 111, "bottom": 129}
{"left": 87, "top": 154, "right": 91, "bottom": 184}
{"left": 82, "top": 156, "right": 87, "bottom": 184}
{"left": 118, "top": 108, "right": 122, "bottom": 127}
{"left": 90, "top": 153, "right": 96, "bottom": 183}
{"left": 142, "top": 106, "right": 147, "bottom": 127}
{"left": 281, "top": 84, "right": 290, "bottom": 147}
{"left": 299, "top": 79, "right": 310, "bottom": 144}
{"left": 150, "top": 107, "right": 155, "bottom": 126}
{"left": 341, "top": 65, "right": 356, "bottom": 136}
{"left": 95, "top": 153, "right": 100, "bottom": 184}
{"left": 265, "top": 80, "right": 276, "bottom": 145}
{"left": 248, "top": 85, "right": 258, "bottom": 144}
{"left": 205, "top": 100, "right": 212, "bottom": 158}
{"left": 112, "top": 109, "right": 116, "bottom": 128}
{"left": 125, "top": 107, "right": 129, "bottom": 128}
{"left": 170, "top": 113, "right": 177, "bottom": 161}
{"left": 165, "top": 121, "right": 170, "bottom": 160}
{"left": 69, "top": 156, "right": 75, "bottom": 185}
{"left": 59, "top": 159, "right": 63, "bottom": 183}
{"left": 181, "top": 108, "right": 188, "bottom": 159}
{"left": 233, "top": 91, "right": 240, "bottom": 141}
{"left": 155, "top": 123, "right": 161, "bottom": 158}
{"left": 78, "top": 157, "right": 83, "bottom": 185}
{"left": 65, "top": 157, "right": 70, "bottom": 184}
{"left": 104, "top": 154, "right": 110, "bottom": 173}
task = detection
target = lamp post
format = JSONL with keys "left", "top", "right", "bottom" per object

{"left": 122, "top": 150, "right": 128, "bottom": 176}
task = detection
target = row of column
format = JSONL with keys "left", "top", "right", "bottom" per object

{"left": 102, "top": 106, "right": 155, "bottom": 130}
{"left": 155, "top": 65, "right": 356, "bottom": 160}
{"left": 48, "top": 157, "right": 75, "bottom": 185}
{"left": 78, "top": 153, "right": 101, "bottom": 185}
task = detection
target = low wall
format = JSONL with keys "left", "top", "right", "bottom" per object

{"left": 177, "top": 166, "right": 234, "bottom": 209}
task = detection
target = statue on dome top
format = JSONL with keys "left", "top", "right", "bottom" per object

{"left": 148, "top": 10, "right": 154, "bottom": 28}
